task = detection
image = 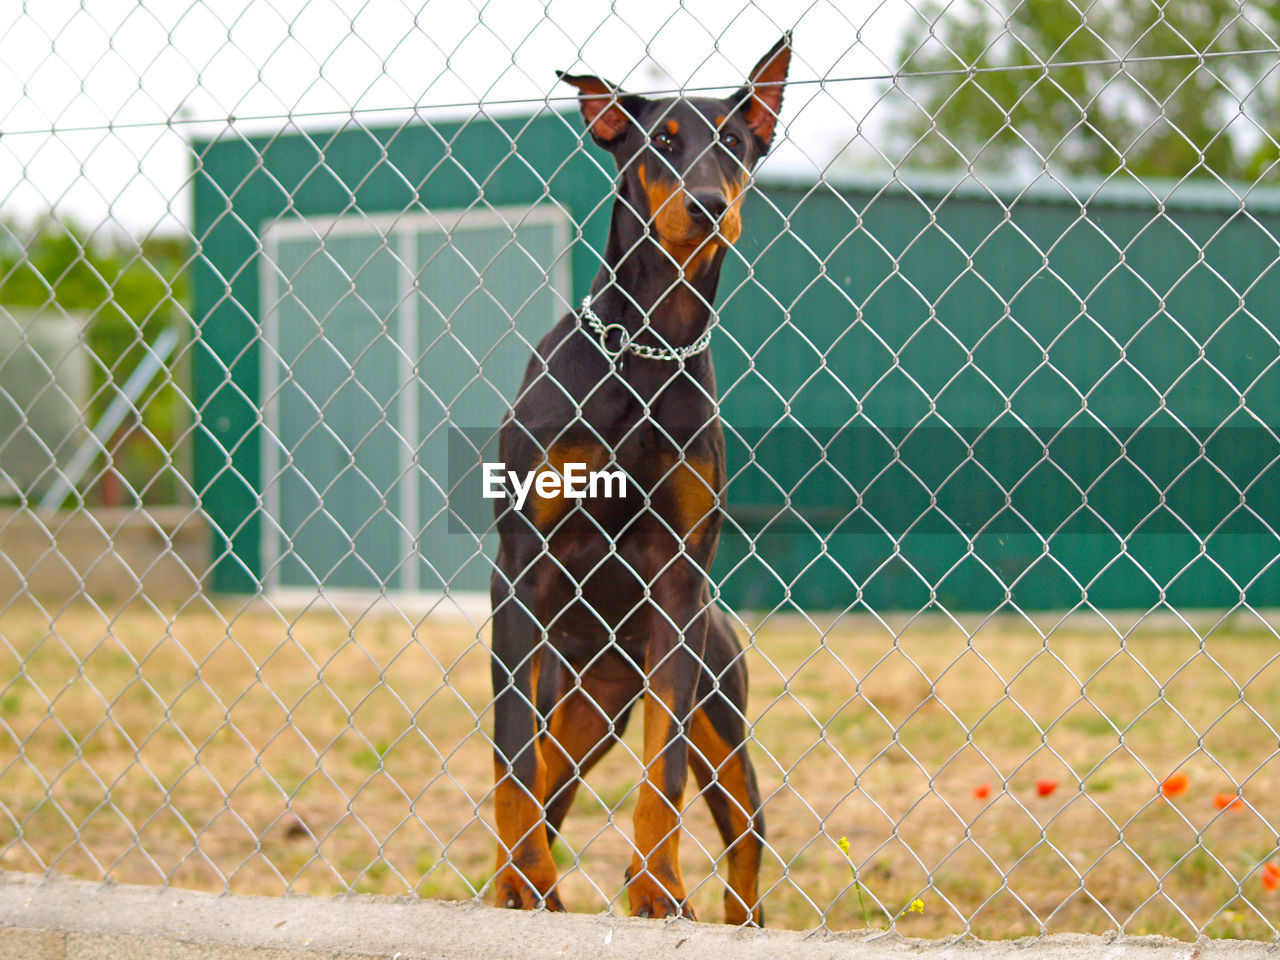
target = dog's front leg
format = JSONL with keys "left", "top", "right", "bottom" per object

{"left": 627, "top": 562, "right": 709, "bottom": 920}
{"left": 490, "top": 570, "right": 564, "bottom": 911}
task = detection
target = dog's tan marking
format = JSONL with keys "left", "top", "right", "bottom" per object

{"left": 526, "top": 443, "right": 610, "bottom": 530}
{"left": 661, "top": 453, "right": 720, "bottom": 546}
{"left": 688, "top": 707, "right": 762, "bottom": 925}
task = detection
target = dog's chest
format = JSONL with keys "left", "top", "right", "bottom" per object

{"left": 529, "top": 419, "right": 722, "bottom": 533}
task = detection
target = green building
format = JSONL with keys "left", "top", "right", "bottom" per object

{"left": 193, "top": 110, "right": 1280, "bottom": 612}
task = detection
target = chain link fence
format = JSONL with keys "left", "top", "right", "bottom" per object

{"left": 3, "top": 0, "right": 1280, "bottom": 942}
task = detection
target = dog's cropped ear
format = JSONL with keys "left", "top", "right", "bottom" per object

{"left": 558, "top": 72, "right": 636, "bottom": 147}
{"left": 730, "top": 33, "right": 792, "bottom": 155}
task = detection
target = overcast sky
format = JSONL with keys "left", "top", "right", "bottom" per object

{"left": 0, "top": 0, "right": 921, "bottom": 236}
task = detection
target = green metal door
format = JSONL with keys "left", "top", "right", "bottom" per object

{"left": 411, "top": 208, "right": 569, "bottom": 593}
{"left": 261, "top": 207, "right": 569, "bottom": 596}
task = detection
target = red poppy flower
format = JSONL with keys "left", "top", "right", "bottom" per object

{"left": 1262, "top": 862, "right": 1280, "bottom": 892}
{"left": 1036, "top": 779, "right": 1059, "bottom": 797}
{"left": 1160, "top": 773, "right": 1189, "bottom": 798}
{"left": 973, "top": 782, "right": 991, "bottom": 800}
{"left": 1213, "top": 792, "right": 1244, "bottom": 811}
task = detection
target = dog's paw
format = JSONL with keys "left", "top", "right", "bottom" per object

{"left": 625, "top": 868, "right": 694, "bottom": 920}
{"left": 494, "top": 867, "right": 565, "bottom": 912}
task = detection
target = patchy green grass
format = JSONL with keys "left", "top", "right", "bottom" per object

{"left": 1, "top": 597, "right": 1279, "bottom": 939}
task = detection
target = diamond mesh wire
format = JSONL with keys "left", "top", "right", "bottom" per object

{"left": 2, "top": 0, "right": 1280, "bottom": 941}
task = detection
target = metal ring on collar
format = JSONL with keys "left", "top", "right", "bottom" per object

{"left": 598, "top": 322, "right": 630, "bottom": 356}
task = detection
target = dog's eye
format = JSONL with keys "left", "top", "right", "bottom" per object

{"left": 720, "top": 131, "right": 740, "bottom": 148}
{"left": 652, "top": 131, "right": 675, "bottom": 150}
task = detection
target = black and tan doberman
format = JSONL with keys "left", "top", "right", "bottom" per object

{"left": 489, "top": 35, "right": 791, "bottom": 925}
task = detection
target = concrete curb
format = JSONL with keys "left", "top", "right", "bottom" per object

{"left": 0, "top": 871, "right": 1274, "bottom": 960}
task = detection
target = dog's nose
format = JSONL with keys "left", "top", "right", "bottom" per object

{"left": 685, "top": 191, "right": 729, "bottom": 223}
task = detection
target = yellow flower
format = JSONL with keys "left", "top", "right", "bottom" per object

{"left": 837, "top": 835, "right": 850, "bottom": 856}
{"left": 909, "top": 898, "right": 925, "bottom": 914}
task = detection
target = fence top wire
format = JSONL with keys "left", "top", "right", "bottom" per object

{"left": 8, "top": 42, "right": 1280, "bottom": 139}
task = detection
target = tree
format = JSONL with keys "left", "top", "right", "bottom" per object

{"left": 892, "top": 0, "right": 1280, "bottom": 181}
{"left": 0, "top": 217, "right": 192, "bottom": 504}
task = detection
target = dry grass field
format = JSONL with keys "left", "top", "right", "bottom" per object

{"left": 2, "top": 595, "right": 1279, "bottom": 939}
